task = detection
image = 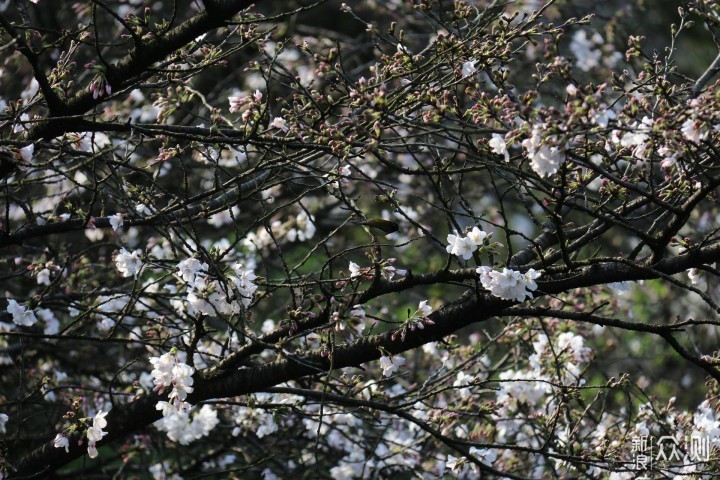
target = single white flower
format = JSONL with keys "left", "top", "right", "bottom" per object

{"left": 177, "top": 258, "right": 207, "bottom": 283}
{"left": 135, "top": 203, "right": 152, "bottom": 216}
{"left": 461, "top": 59, "right": 477, "bottom": 77}
{"left": 466, "top": 226, "right": 488, "bottom": 247}
{"left": 93, "top": 410, "right": 108, "bottom": 429}
{"left": 453, "top": 371, "right": 474, "bottom": 399}
{"left": 446, "top": 233, "right": 476, "bottom": 260}
{"left": 109, "top": 213, "right": 124, "bottom": 232}
{"left": 382, "top": 264, "right": 406, "bottom": 280}
{"left": 53, "top": 433, "right": 69, "bottom": 453}
{"left": 37, "top": 268, "right": 51, "bottom": 286}
{"left": 417, "top": 300, "right": 432, "bottom": 317}
{"left": 270, "top": 117, "right": 289, "bottom": 132}
{"left": 348, "top": 261, "right": 362, "bottom": 279}
{"left": 488, "top": 134, "right": 510, "bottom": 162}
{"left": 522, "top": 268, "right": 540, "bottom": 291}
{"left": 445, "top": 454, "right": 465, "bottom": 473}
{"left": 379, "top": 355, "right": 405, "bottom": 377}
{"left": 87, "top": 426, "right": 105, "bottom": 443}
{"left": 688, "top": 268, "right": 702, "bottom": 285}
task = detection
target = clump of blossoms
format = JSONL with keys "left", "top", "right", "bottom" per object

{"left": 610, "top": 115, "right": 653, "bottom": 161}
{"left": 174, "top": 257, "right": 258, "bottom": 317}
{"left": 228, "top": 89, "right": 264, "bottom": 125}
{"left": 229, "top": 262, "right": 258, "bottom": 308}
{"left": 85, "top": 410, "right": 108, "bottom": 458}
{"left": 326, "top": 163, "right": 352, "bottom": 190}
{"left": 445, "top": 447, "right": 497, "bottom": 477}
{"left": 53, "top": 410, "right": 110, "bottom": 459}
{"left": 149, "top": 351, "right": 219, "bottom": 444}
{"left": 115, "top": 248, "right": 143, "bottom": 278}
{"left": 150, "top": 351, "right": 195, "bottom": 409}
{"left": 446, "top": 226, "right": 489, "bottom": 260}
{"left": 522, "top": 123, "right": 566, "bottom": 177}
{"left": 681, "top": 116, "right": 710, "bottom": 145}
{"left": 488, "top": 133, "right": 510, "bottom": 161}
{"left": 6, "top": 299, "right": 37, "bottom": 326}
{"left": 569, "top": 30, "right": 602, "bottom": 71}
{"left": 476, "top": 266, "right": 540, "bottom": 301}
{"left": 154, "top": 404, "right": 219, "bottom": 445}
{"left": 229, "top": 89, "right": 262, "bottom": 113}
{"left": 231, "top": 392, "right": 301, "bottom": 439}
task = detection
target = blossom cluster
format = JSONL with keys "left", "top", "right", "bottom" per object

{"left": 476, "top": 266, "right": 540, "bottom": 302}
{"left": 150, "top": 352, "right": 195, "bottom": 409}
{"left": 149, "top": 352, "right": 219, "bottom": 444}
{"left": 154, "top": 404, "right": 219, "bottom": 445}
{"left": 521, "top": 123, "right": 566, "bottom": 177}
{"left": 6, "top": 299, "right": 37, "bottom": 327}
{"left": 445, "top": 226, "right": 488, "bottom": 260}
{"left": 175, "top": 258, "right": 258, "bottom": 317}
{"left": 115, "top": 248, "right": 143, "bottom": 278}
{"left": 52, "top": 410, "right": 108, "bottom": 459}
{"left": 85, "top": 410, "right": 109, "bottom": 458}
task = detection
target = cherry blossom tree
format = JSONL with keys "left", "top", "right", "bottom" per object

{"left": 2, "top": 0, "right": 720, "bottom": 478}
